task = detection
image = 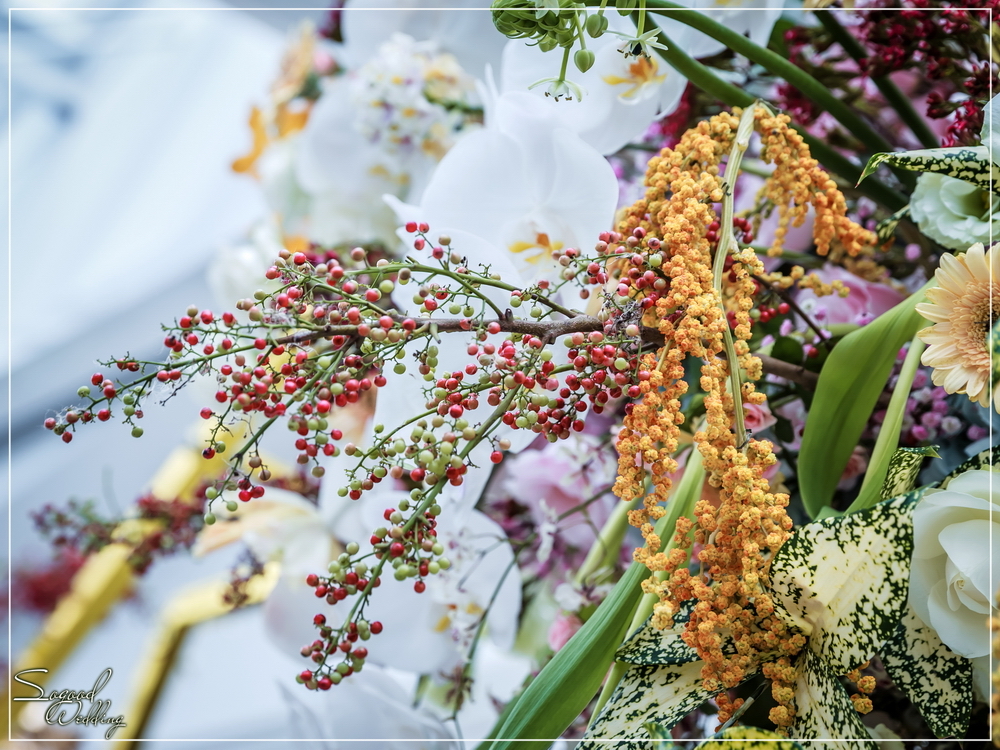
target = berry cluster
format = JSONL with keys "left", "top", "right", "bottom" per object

{"left": 48, "top": 200, "right": 805, "bottom": 692}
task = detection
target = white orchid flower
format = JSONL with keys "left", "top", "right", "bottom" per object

{"left": 368, "top": 87, "right": 618, "bottom": 492}
{"left": 277, "top": 663, "right": 457, "bottom": 747}
{"left": 500, "top": 16, "right": 689, "bottom": 155}
{"left": 386, "top": 86, "right": 619, "bottom": 289}
{"left": 207, "top": 220, "right": 286, "bottom": 313}
{"left": 653, "top": 0, "right": 784, "bottom": 60}
{"left": 339, "top": 0, "right": 508, "bottom": 80}
{"left": 266, "top": 485, "right": 523, "bottom": 678}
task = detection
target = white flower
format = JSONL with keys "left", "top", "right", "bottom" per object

{"left": 339, "top": 0, "right": 507, "bottom": 79}
{"left": 207, "top": 221, "right": 285, "bottom": 311}
{"left": 980, "top": 91, "right": 999, "bottom": 165}
{"left": 653, "top": 0, "right": 784, "bottom": 59}
{"left": 909, "top": 467, "right": 999, "bottom": 697}
{"left": 259, "top": 34, "right": 483, "bottom": 248}
{"left": 500, "top": 15, "right": 688, "bottom": 155}
{"left": 371, "top": 88, "right": 619, "bottom": 479}
{"left": 386, "top": 86, "right": 619, "bottom": 287}
{"left": 909, "top": 172, "right": 1000, "bottom": 250}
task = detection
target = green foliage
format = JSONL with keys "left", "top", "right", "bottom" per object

{"left": 859, "top": 146, "right": 1000, "bottom": 193}
{"left": 487, "top": 560, "right": 649, "bottom": 750}
{"left": 798, "top": 281, "right": 933, "bottom": 517}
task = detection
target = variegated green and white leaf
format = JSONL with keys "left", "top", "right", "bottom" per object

{"left": 858, "top": 146, "right": 1000, "bottom": 193}
{"left": 617, "top": 615, "right": 700, "bottom": 666}
{"left": 788, "top": 650, "right": 878, "bottom": 750}
{"left": 699, "top": 726, "right": 803, "bottom": 750}
{"left": 880, "top": 446, "right": 940, "bottom": 499}
{"left": 770, "top": 493, "right": 917, "bottom": 673}
{"left": 880, "top": 604, "right": 973, "bottom": 738}
{"left": 581, "top": 661, "right": 719, "bottom": 749}
{"left": 874, "top": 204, "right": 909, "bottom": 244}
{"left": 940, "top": 448, "right": 998, "bottom": 488}
{"left": 643, "top": 721, "right": 681, "bottom": 750}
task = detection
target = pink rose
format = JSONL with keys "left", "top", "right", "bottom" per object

{"left": 795, "top": 264, "right": 905, "bottom": 328}
{"left": 743, "top": 402, "right": 777, "bottom": 434}
{"left": 547, "top": 613, "right": 583, "bottom": 652}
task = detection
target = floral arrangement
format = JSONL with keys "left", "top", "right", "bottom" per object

{"left": 19, "top": 0, "right": 999, "bottom": 746}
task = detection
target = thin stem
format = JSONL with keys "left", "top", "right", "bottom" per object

{"left": 628, "top": 17, "right": 907, "bottom": 212}
{"left": 574, "top": 496, "right": 638, "bottom": 587}
{"left": 752, "top": 274, "right": 831, "bottom": 350}
{"left": 846, "top": 335, "right": 926, "bottom": 514}
{"left": 714, "top": 103, "right": 759, "bottom": 450}
{"left": 640, "top": 1, "right": 895, "bottom": 157}
{"left": 815, "top": 11, "right": 940, "bottom": 150}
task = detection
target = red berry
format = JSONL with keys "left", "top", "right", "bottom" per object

{"left": 414, "top": 581, "right": 426, "bottom": 593}
{"left": 490, "top": 451, "right": 503, "bottom": 464}
{"left": 317, "top": 677, "right": 332, "bottom": 690}
{"left": 200, "top": 408, "right": 213, "bottom": 420}
{"left": 405, "top": 221, "right": 418, "bottom": 233}
{"left": 91, "top": 373, "right": 103, "bottom": 386}
{"left": 370, "top": 621, "right": 383, "bottom": 634}
{"left": 389, "top": 542, "right": 405, "bottom": 558}
{"left": 61, "top": 432, "right": 73, "bottom": 443}
{"left": 305, "top": 574, "right": 320, "bottom": 587}
{"left": 299, "top": 670, "right": 313, "bottom": 682}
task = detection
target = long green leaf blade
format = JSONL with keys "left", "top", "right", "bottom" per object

{"left": 798, "top": 280, "right": 933, "bottom": 517}
{"left": 488, "top": 560, "right": 649, "bottom": 750}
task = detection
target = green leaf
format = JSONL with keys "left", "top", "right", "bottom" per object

{"left": 644, "top": 720, "right": 683, "bottom": 750}
{"left": 858, "top": 146, "right": 1000, "bottom": 193}
{"left": 488, "top": 561, "right": 649, "bottom": 750}
{"left": 581, "top": 661, "right": 720, "bottom": 747}
{"left": 770, "top": 492, "right": 918, "bottom": 674}
{"left": 880, "top": 604, "right": 973, "bottom": 738}
{"left": 616, "top": 609, "right": 700, "bottom": 666}
{"left": 770, "top": 336, "right": 805, "bottom": 366}
{"left": 699, "top": 726, "right": 804, "bottom": 750}
{"left": 798, "top": 280, "right": 933, "bottom": 517}
{"left": 788, "top": 650, "right": 878, "bottom": 750}
{"left": 880, "top": 446, "right": 940, "bottom": 500}
{"left": 874, "top": 204, "right": 910, "bottom": 244}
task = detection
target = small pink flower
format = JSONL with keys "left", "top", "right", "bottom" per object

{"left": 501, "top": 434, "right": 616, "bottom": 549}
{"left": 837, "top": 446, "right": 869, "bottom": 490}
{"left": 743, "top": 402, "right": 776, "bottom": 434}
{"left": 774, "top": 399, "right": 807, "bottom": 451}
{"left": 795, "top": 264, "right": 905, "bottom": 328}
{"left": 547, "top": 613, "right": 583, "bottom": 652}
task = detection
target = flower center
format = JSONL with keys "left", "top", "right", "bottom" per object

{"left": 508, "top": 232, "right": 564, "bottom": 265}
{"left": 602, "top": 56, "right": 667, "bottom": 100}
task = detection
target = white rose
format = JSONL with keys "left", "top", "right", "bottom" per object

{"left": 909, "top": 172, "right": 1000, "bottom": 251}
{"left": 909, "top": 468, "right": 999, "bottom": 697}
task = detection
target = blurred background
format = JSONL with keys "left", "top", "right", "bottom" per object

{"left": 4, "top": 0, "right": 354, "bottom": 743}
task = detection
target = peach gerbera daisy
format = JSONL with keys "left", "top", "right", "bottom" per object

{"left": 916, "top": 242, "right": 999, "bottom": 413}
